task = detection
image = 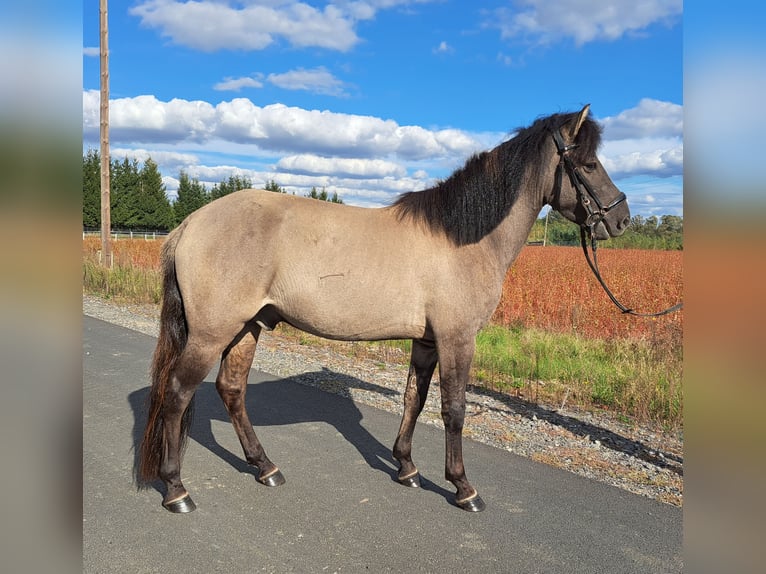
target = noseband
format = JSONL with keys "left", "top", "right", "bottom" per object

{"left": 551, "top": 128, "right": 682, "bottom": 318}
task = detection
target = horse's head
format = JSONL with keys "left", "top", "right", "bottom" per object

{"left": 548, "top": 105, "right": 630, "bottom": 240}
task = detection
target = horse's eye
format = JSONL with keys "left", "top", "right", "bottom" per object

{"left": 583, "top": 162, "right": 597, "bottom": 173}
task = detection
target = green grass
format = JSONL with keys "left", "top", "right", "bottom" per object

{"left": 83, "top": 258, "right": 163, "bottom": 304}
{"left": 473, "top": 324, "right": 682, "bottom": 426}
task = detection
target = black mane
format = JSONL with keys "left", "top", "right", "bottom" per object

{"left": 390, "top": 111, "right": 603, "bottom": 245}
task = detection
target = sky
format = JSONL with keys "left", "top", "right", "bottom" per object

{"left": 82, "top": 0, "right": 683, "bottom": 216}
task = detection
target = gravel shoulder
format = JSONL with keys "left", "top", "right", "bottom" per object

{"left": 83, "top": 294, "right": 682, "bottom": 507}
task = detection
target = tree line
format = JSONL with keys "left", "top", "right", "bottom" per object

{"left": 82, "top": 150, "right": 343, "bottom": 231}
{"left": 528, "top": 210, "right": 682, "bottom": 250}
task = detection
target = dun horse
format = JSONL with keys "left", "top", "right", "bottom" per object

{"left": 138, "top": 105, "right": 630, "bottom": 513}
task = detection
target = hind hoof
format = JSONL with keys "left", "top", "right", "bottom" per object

{"left": 456, "top": 494, "right": 486, "bottom": 512}
{"left": 162, "top": 494, "right": 196, "bottom": 513}
{"left": 398, "top": 473, "right": 421, "bottom": 488}
{"left": 258, "top": 469, "right": 286, "bottom": 487}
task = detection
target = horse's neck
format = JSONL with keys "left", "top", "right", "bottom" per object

{"left": 481, "top": 195, "right": 543, "bottom": 274}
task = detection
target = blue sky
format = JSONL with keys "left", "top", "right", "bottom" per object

{"left": 82, "top": 0, "right": 683, "bottom": 216}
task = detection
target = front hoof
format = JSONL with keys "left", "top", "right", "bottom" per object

{"left": 162, "top": 494, "right": 196, "bottom": 513}
{"left": 456, "top": 493, "right": 486, "bottom": 512}
{"left": 398, "top": 472, "right": 421, "bottom": 488}
{"left": 257, "top": 469, "right": 286, "bottom": 487}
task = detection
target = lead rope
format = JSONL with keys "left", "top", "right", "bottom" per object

{"left": 580, "top": 226, "right": 683, "bottom": 317}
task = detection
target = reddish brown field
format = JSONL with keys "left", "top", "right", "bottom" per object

{"left": 84, "top": 237, "right": 683, "bottom": 343}
{"left": 493, "top": 246, "right": 683, "bottom": 342}
{"left": 83, "top": 236, "right": 163, "bottom": 269}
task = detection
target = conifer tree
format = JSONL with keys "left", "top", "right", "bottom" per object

{"left": 211, "top": 174, "right": 253, "bottom": 200}
{"left": 110, "top": 156, "right": 142, "bottom": 229}
{"left": 174, "top": 170, "right": 209, "bottom": 224}
{"left": 264, "top": 179, "right": 285, "bottom": 193}
{"left": 82, "top": 149, "right": 101, "bottom": 227}
{"left": 116, "top": 158, "right": 174, "bottom": 230}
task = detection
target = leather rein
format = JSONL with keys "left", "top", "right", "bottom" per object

{"left": 552, "top": 129, "right": 683, "bottom": 318}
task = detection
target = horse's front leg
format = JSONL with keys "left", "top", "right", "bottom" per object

{"left": 393, "top": 338, "right": 437, "bottom": 487}
{"left": 438, "top": 336, "right": 486, "bottom": 512}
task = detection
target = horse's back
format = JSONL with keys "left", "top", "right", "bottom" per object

{"left": 172, "top": 189, "right": 447, "bottom": 341}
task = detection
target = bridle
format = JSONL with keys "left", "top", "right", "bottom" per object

{"left": 551, "top": 128, "right": 682, "bottom": 318}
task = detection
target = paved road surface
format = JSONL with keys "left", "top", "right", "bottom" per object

{"left": 83, "top": 316, "right": 682, "bottom": 573}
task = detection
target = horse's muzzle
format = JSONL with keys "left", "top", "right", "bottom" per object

{"left": 592, "top": 214, "right": 629, "bottom": 240}
{"left": 604, "top": 213, "right": 631, "bottom": 238}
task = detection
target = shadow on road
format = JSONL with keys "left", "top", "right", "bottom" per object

{"left": 128, "top": 369, "right": 454, "bottom": 503}
{"left": 464, "top": 383, "right": 683, "bottom": 475}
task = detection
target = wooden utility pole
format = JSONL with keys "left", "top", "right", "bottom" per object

{"left": 100, "top": 0, "right": 112, "bottom": 266}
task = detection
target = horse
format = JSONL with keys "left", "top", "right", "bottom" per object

{"left": 138, "top": 104, "right": 630, "bottom": 513}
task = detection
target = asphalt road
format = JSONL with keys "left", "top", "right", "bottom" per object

{"left": 83, "top": 316, "right": 682, "bottom": 573}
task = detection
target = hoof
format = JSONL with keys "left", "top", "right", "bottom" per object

{"left": 456, "top": 493, "right": 486, "bottom": 512}
{"left": 162, "top": 494, "right": 196, "bottom": 513}
{"left": 257, "top": 469, "right": 286, "bottom": 487}
{"left": 398, "top": 472, "right": 421, "bottom": 488}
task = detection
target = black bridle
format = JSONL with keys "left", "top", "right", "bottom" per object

{"left": 552, "top": 128, "right": 682, "bottom": 318}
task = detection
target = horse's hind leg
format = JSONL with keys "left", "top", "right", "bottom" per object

{"left": 393, "top": 339, "right": 437, "bottom": 488}
{"left": 160, "top": 341, "right": 220, "bottom": 513}
{"left": 215, "top": 325, "right": 285, "bottom": 487}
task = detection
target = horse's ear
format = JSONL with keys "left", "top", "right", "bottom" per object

{"left": 566, "top": 104, "right": 590, "bottom": 142}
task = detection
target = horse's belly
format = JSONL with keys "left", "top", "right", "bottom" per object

{"left": 273, "top": 279, "right": 427, "bottom": 341}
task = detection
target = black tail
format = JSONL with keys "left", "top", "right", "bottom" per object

{"left": 137, "top": 223, "right": 194, "bottom": 484}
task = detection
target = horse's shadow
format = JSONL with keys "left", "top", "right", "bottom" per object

{"left": 128, "top": 368, "right": 454, "bottom": 503}
{"left": 465, "top": 383, "right": 683, "bottom": 475}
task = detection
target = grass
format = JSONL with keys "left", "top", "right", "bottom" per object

{"left": 473, "top": 324, "right": 681, "bottom": 426}
{"left": 83, "top": 258, "right": 163, "bottom": 304}
{"left": 82, "top": 237, "right": 682, "bottom": 428}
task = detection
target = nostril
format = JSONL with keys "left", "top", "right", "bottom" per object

{"left": 620, "top": 216, "right": 629, "bottom": 229}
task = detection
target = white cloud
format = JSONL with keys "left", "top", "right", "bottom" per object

{"left": 129, "top": 1, "right": 441, "bottom": 53}
{"left": 83, "top": 91, "right": 219, "bottom": 142}
{"left": 110, "top": 147, "right": 201, "bottom": 170}
{"left": 600, "top": 141, "right": 683, "bottom": 179}
{"left": 267, "top": 67, "right": 348, "bottom": 96}
{"left": 277, "top": 154, "right": 407, "bottom": 178}
{"left": 488, "top": 0, "right": 682, "bottom": 46}
{"left": 129, "top": 0, "right": 387, "bottom": 52}
{"left": 596, "top": 99, "right": 683, "bottom": 179}
{"left": 214, "top": 67, "right": 348, "bottom": 96}
{"left": 83, "top": 91, "right": 483, "bottom": 160}
{"left": 433, "top": 41, "right": 453, "bottom": 54}
{"left": 213, "top": 75, "right": 264, "bottom": 91}
{"left": 600, "top": 98, "right": 682, "bottom": 139}
{"left": 83, "top": 46, "right": 99, "bottom": 57}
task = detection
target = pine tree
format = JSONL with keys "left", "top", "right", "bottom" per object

{"left": 134, "top": 158, "right": 174, "bottom": 230}
{"left": 211, "top": 174, "right": 253, "bottom": 200}
{"left": 264, "top": 179, "right": 285, "bottom": 193}
{"left": 174, "top": 170, "right": 209, "bottom": 224}
{"left": 82, "top": 149, "right": 101, "bottom": 228}
{"left": 110, "top": 156, "right": 142, "bottom": 229}
{"left": 329, "top": 191, "right": 343, "bottom": 204}
{"left": 306, "top": 186, "right": 343, "bottom": 203}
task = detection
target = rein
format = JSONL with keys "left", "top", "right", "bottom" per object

{"left": 552, "top": 128, "right": 683, "bottom": 318}
{"left": 579, "top": 226, "right": 683, "bottom": 317}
